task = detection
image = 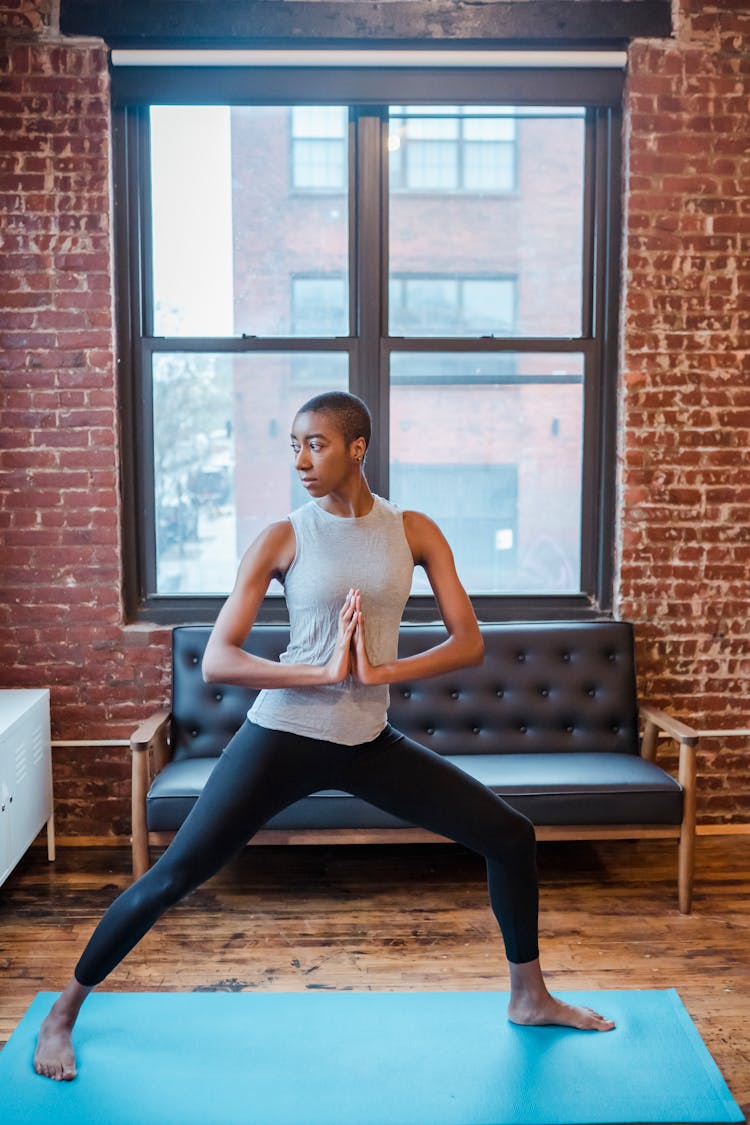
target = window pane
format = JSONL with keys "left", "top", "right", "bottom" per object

{"left": 150, "top": 107, "right": 234, "bottom": 337}
{"left": 152, "top": 351, "right": 348, "bottom": 594}
{"left": 463, "top": 142, "right": 515, "bottom": 192}
{"left": 150, "top": 106, "right": 349, "bottom": 337}
{"left": 388, "top": 106, "right": 584, "bottom": 337}
{"left": 462, "top": 279, "right": 514, "bottom": 334}
{"left": 292, "top": 276, "right": 347, "bottom": 337}
{"left": 291, "top": 106, "right": 346, "bottom": 139}
{"left": 406, "top": 141, "right": 458, "bottom": 190}
{"left": 409, "top": 115, "right": 459, "bottom": 140}
{"left": 292, "top": 139, "right": 346, "bottom": 190}
{"left": 462, "top": 110, "right": 516, "bottom": 142}
{"left": 389, "top": 353, "right": 583, "bottom": 594}
{"left": 390, "top": 276, "right": 515, "bottom": 337}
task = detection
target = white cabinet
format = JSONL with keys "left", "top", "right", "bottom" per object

{"left": 0, "top": 689, "right": 56, "bottom": 887}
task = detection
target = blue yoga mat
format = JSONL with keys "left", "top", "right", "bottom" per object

{"left": 1, "top": 989, "right": 743, "bottom": 1125}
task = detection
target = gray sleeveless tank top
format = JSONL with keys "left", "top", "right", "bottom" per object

{"left": 247, "top": 494, "right": 414, "bottom": 745}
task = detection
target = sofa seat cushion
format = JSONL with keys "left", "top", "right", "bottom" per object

{"left": 146, "top": 752, "right": 682, "bottom": 832}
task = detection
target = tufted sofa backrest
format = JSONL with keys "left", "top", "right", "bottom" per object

{"left": 171, "top": 621, "right": 639, "bottom": 761}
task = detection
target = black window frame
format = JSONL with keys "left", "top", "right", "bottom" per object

{"left": 112, "top": 64, "right": 623, "bottom": 624}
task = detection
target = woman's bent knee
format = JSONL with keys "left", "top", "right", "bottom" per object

{"left": 153, "top": 864, "right": 196, "bottom": 906}
{"left": 492, "top": 806, "right": 536, "bottom": 860}
{"left": 135, "top": 859, "right": 195, "bottom": 915}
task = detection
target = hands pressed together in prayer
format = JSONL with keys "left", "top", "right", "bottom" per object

{"left": 324, "top": 588, "right": 380, "bottom": 685}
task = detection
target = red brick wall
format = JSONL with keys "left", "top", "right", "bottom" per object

{"left": 617, "top": 1, "right": 750, "bottom": 822}
{"left": 0, "top": 3, "right": 172, "bottom": 837}
{"left": 1, "top": 0, "right": 748, "bottom": 835}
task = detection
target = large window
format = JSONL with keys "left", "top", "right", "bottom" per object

{"left": 113, "top": 66, "right": 622, "bottom": 621}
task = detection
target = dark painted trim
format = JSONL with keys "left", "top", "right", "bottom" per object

{"left": 112, "top": 105, "right": 149, "bottom": 620}
{"left": 62, "top": 1, "right": 672, "bottom": 46}
{"left": 133, "top": 593, "right": 609, "bottom": 626}
{"left": 144, "top": 336, "right": 592, "bottom": 354}
{"left": 111, "top": 67, "right": 624, "bottom": 108}
{"left": 351, "top": 110, "right": 388, "bottom": 499}
{"left": 596, "top": 103, "right": 623, "bottom": 615}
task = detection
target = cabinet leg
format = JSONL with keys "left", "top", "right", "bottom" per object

{"left": 46, "top": 811, "right": 56, "bottom": 861}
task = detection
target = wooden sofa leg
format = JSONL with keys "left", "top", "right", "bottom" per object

{"left": 131, "top": 749, "right": 151, "bottom": 881}
{"left": 678, "top": 736, "right": 698, "bottom": 914}
{"left": 132, "top": 828, "right": 150, "bottom": 882}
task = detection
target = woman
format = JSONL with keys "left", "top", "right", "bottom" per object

{"left": 34, "top": 391, "right": 613, "bottom": 1081}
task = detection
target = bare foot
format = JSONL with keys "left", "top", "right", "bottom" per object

{"left": 34, "top": 1011, "right": 78, "bottom": 1081}
{"left": 508, "top": 994, "right": 615, "bottom": 1032}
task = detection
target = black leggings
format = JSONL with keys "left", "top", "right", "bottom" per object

{"left": 75, "top": 722, "right": 539, "bottom": 986}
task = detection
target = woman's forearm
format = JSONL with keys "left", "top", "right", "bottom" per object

{"left": 203, "top": 646, "right": 332, "bottom": 689}
{"left": 370, "top": 633, "right": 484, "bottom": 686}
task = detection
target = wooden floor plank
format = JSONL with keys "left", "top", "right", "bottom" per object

{"left": 0, "top": 836, "right": 748, "bottom": 1113}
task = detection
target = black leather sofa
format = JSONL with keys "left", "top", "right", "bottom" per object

{"left": 131, "top": 621, "right": 699, "bottom": 911}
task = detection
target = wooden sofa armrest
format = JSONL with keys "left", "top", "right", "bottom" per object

{"left": 639, "top": 703, "right": 699, "bottom": 750}
{"left": 130, "top": 708, "right": 172, "bottom": 773}
{"left": 639, "top": 702, "right": 700, "bottom": 914}
{"left": 131, "top": 708, "right": 171, "bottom": 880}
{"left": 638, "top": 702, "right": 698, "bottom": 818}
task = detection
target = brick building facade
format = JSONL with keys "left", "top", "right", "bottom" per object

{"left": 225, "top": 105, "right": 585, "bottom": 590}
{"left": 1, "top": 0, "right": 748, "bottom": 836}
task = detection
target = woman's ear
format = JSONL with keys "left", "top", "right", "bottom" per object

{"left": 351, "top": 436, "right": 367, "bottom": 464}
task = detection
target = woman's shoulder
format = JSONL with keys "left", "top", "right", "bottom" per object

{"left": 250, "top": 517, "right": 296, "bottom": 559}
{"left": 401, "top": 508, "right": 440, "bottom": 534}
{"left": 400, "top": 509, "right": 450, "bottom": 561}
{"left": 378, "top": 497, "right": 431, "bottom": 526}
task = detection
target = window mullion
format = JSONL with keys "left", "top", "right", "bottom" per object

{"left": 138, "top": 338, "right": 158, "bottom": 602}
{"left": 581, "top": 108, "right": 597, "bottom": 340}
{"left": 351, "top": 108, "right": 387, "bottom": 497}
{"left": 579, "top": 107, "right": 619, "bottom": 611}
{"left": 595, "top": 105, "right": 622, "bottom": 612}
{"left": 138, "top": 107, "right": 155, "bottom": 339}
{"left": 117, "top": 105, "right": 155, "bottom": 613}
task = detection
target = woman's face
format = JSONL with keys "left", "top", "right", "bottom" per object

{"left": 290, "top": 411, "right": 364, "bottom": 497}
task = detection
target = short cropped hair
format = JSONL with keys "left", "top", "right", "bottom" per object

{"left": 296, "top": 391, "right": 372, "bottom": 450}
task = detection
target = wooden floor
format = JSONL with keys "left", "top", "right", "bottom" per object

{"left": 1, "top": 835, "right": 748, "bottom": 1116}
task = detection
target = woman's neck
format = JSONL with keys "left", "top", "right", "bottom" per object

{"left": 316, "top": 477, "right": 374, "bottom": 519}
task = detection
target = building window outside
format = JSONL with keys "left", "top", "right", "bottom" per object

{"left": 288, "top": 105, "right": 517, "bottom": 195}
{"left": 290, "top": 106, "right": 348, "bottom": 190}
{"left": 118, "top": 81, "right": 620, "bottom": 621}
{"left": 389, "top": 275, "right": 516, "bottom": 338}
{"left": 389, "top": 106, "right": 516, "bottom": 193}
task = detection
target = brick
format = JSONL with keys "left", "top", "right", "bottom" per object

{"left": 0, "top": 448, "right": 58, "bottom": 469}
{"left": 58, "top": 447, "right": 114, "bottom": 469}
